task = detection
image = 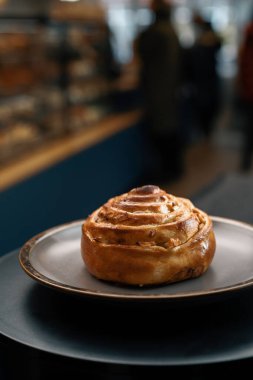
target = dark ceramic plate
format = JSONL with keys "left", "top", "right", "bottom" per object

{"left": 19, "top": 217, "right": 253, "bottom": 302}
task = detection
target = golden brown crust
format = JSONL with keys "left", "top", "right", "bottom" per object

{"left": 81, "top": 185, "right": 216, "bottom": 286}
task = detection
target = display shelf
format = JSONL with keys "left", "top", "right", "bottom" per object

{"left": 0, "top": 13, "right": 122, "bottom": 166}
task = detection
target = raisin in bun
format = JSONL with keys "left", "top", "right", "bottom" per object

{"left": 81, "top": 185, "right": 216, "bottom": 286}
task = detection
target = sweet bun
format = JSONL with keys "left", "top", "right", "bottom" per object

{"left": 81, "top": 185, "right": 216, "bottom": 286}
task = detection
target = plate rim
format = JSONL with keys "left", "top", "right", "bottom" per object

{"left": 19, "top": 216, "right": 253, "bottom": 301}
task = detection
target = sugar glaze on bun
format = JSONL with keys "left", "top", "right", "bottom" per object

{"left": 81, "top": 185, "right": 216, "bottom": 286}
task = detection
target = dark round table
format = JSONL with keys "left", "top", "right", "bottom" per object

{"left": 1, "top": 250, "right": 253, "bottom": 379}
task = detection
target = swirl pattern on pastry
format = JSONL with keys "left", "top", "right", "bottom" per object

{"left": 81, "top": 185, "right": 216, "bottom": 286}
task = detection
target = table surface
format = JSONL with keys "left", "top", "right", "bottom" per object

{"left": 2, "top": 250, "right": 253, "bottom": 367}
{"left": 195, "top": 173, "right": 253, "bottom": 224}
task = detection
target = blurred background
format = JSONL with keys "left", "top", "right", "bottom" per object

{"left": 0, "top": 0, "right": 253, "bottom": 255}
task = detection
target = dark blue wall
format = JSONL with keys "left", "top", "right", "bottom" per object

{"left": 0, "top": 123, "right": 144, "bottom": 256}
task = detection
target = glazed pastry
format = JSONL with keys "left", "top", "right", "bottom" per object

{"left": 81, "top": 185, "right": 216, "bottom": 286}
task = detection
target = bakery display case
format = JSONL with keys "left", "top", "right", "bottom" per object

{"left": 0, "top": 10, "right": 133, "bottom": 166}
{"left": 0, "top": 1, "right": 141, "bottom": 257}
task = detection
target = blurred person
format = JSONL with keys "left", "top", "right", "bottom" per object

{"left": 189, "top": 14, "right": 222, "bottom": 138}
{"left": 135, "top": 0, "right": 184, "bottom": 183}
{"left": 92, "top": 22, "right": 121, "bottom": 112}
{"left": 237, "top": 16, "right": 253, "bottom": 170}
{"left": 96, "top": 23, "right": 121, "bottom": 81}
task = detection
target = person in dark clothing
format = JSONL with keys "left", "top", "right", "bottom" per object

{"left": 94, "top": 23, "right": 121, "bottom": 81}
{"left": 135, "top": 0, "right": 184, "bottom": 183}
{"left": 237, "top": 18, "right": 253, "bottom": 170}
{"left": 189, "top": 15, "right": 221, "bottom": 138}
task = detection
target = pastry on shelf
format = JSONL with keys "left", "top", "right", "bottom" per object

{"left": 81, "top": 185, "right": 216, "bottom": 286}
